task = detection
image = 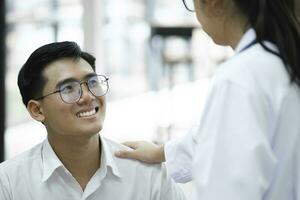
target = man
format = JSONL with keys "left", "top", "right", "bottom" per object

{"left": 0, "top": 41, "right": 185, "bottom": 200}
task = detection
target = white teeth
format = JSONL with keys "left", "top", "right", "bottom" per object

{"left": 77, "top": 109, "right": 96, "bottom": 118}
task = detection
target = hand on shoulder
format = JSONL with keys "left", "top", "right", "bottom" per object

{"left": 115, "top": 141, "right": 165, "bottom": 164}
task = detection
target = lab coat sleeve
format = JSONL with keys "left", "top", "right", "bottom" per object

{"left": 150, "top": 163, "right": 186, "bottom": 200}
{"left": 192, "top": 80, "right": 277, "bottom": 200}
{"left": 164, "top": 78, "right": 220, "bottom": 183}
{"left": 164, "top": 79, "right": 216, "bottom": 183}
{"left": 164, "top": 128, "right": 197, "bottom": 183}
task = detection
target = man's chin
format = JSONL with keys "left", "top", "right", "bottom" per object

{"left": 81, "top": 125, "right": 103, "bottom": 135}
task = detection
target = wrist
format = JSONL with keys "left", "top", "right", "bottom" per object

{"left": 156, "top": 144, "right": 165, "bottom": 162}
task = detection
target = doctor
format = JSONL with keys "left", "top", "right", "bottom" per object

{"left": 116, "top": 0, "right": 300, "bottom": 199}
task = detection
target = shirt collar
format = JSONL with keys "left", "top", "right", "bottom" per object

{"left": 235, "top": 28, "right": 256, "bottom": 53}
{"left": 41, "top": 136, "right": 122, "bottom": 182}
{"left": 41, "top": 139, "right": 63, "bottom": 182}
{"left": 100, "top": 136, "right": 122, "bottom": 178}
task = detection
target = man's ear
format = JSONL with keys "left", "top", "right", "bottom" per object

{"left": 27, "top": 100, "right": 45, "bottom": 122}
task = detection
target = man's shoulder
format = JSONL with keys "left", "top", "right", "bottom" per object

{"left": 102, "top": 137, "right": 131, "bottom": 152}
{"left": 101, "top": 137, "right": 186, "bottom": 199}
{"left": 102, "top": 137, "right": 172, "bottom": 184}
{"left": 0, "top": 142, "right": 43, "bottom": 174}
{"left": 102, "top": 137, "right": 162, "bottom": 171}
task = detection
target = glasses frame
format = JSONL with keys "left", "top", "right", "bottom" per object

{"left": 36, "top": 75, "right": 109, "bottom": 104}
{"left": 182, "top": 0, "right": 195, "bottom": 12}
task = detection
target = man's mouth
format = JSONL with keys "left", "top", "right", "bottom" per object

{"left": 76, "top": 107, "right": 99, "bottom": 118}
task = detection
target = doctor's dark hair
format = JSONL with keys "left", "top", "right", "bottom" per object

{"left": 233, "top": 0, "right": 300, "bottom": 87}
{"left": 17, "top": 41, "right": 96, "bottom": 106}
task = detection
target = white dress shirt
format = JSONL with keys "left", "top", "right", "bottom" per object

{"left": 165, "top": 28, "right": 300, "bottom": 200}
{"left": 0, "top": 136, "right": 185, "bottom": 200}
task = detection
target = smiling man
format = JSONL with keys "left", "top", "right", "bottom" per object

{"left": 0, "top": 42, "right": 185, "bottom": 200}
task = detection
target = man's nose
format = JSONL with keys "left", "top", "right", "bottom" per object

{"left": 78, "top": 83, "right": 95, "bottom": 103}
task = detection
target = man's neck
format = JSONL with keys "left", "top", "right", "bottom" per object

{"left": 48, "top": 133, "right": 101, "bottom": 190}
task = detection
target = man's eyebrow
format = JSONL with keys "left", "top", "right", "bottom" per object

{"left": 55, "top": 78, "right": 77, "bottom": 89}
{"left": 84, "top": 72, "right": 97, "bottom": 79}
{"left": 55, "top": 73, "right": 97, "bottom": 89}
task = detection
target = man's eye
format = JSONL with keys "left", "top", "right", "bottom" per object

{"left": 61, "top": 85, "right": 74, "bottom": 93}
{"left": 89, "top": 79, "right": 100, "bottom": 87}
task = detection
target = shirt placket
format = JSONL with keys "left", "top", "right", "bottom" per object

{"left": 81, "top": 167, "right": 107, "bottom": 200}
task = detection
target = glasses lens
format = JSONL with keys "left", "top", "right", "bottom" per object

{"left": 183, "top": 0, "right": 195, "bottom": 11}
{"left": 87, "top": 75, "right": 108, "bottom": 97}
{"left": 59, "top": 81, "right": 81, "bottom": 103}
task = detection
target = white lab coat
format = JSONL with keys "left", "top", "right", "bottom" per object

{"left": 165, "top": 29, "right": 300, "bottom": 200}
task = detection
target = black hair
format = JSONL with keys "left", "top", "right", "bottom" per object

{"left": 17, "top": 41, "right": 96, "bottom": 106}
{"left": 233, "top": 0, "right": 300, "bottom": 87}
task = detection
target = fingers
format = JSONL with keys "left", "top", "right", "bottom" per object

{"left": 115, "top": 141, "right": 165, "bottom": 164}
{"left": 114, "top": 150, "right": 140, "bottom": 160}
{"left": 121, "top": 141, "right": 141, "bottom": 149}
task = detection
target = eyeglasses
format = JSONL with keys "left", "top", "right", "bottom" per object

{"left": 182, "top": 0, "right": 195, "bottom": 12}
{"left": 36, "top": 75, "right": 109, "bottom": 104}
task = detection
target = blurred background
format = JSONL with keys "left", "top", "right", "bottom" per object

{"left": 1, "top": 0, "right": 236, "bottom": 196}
